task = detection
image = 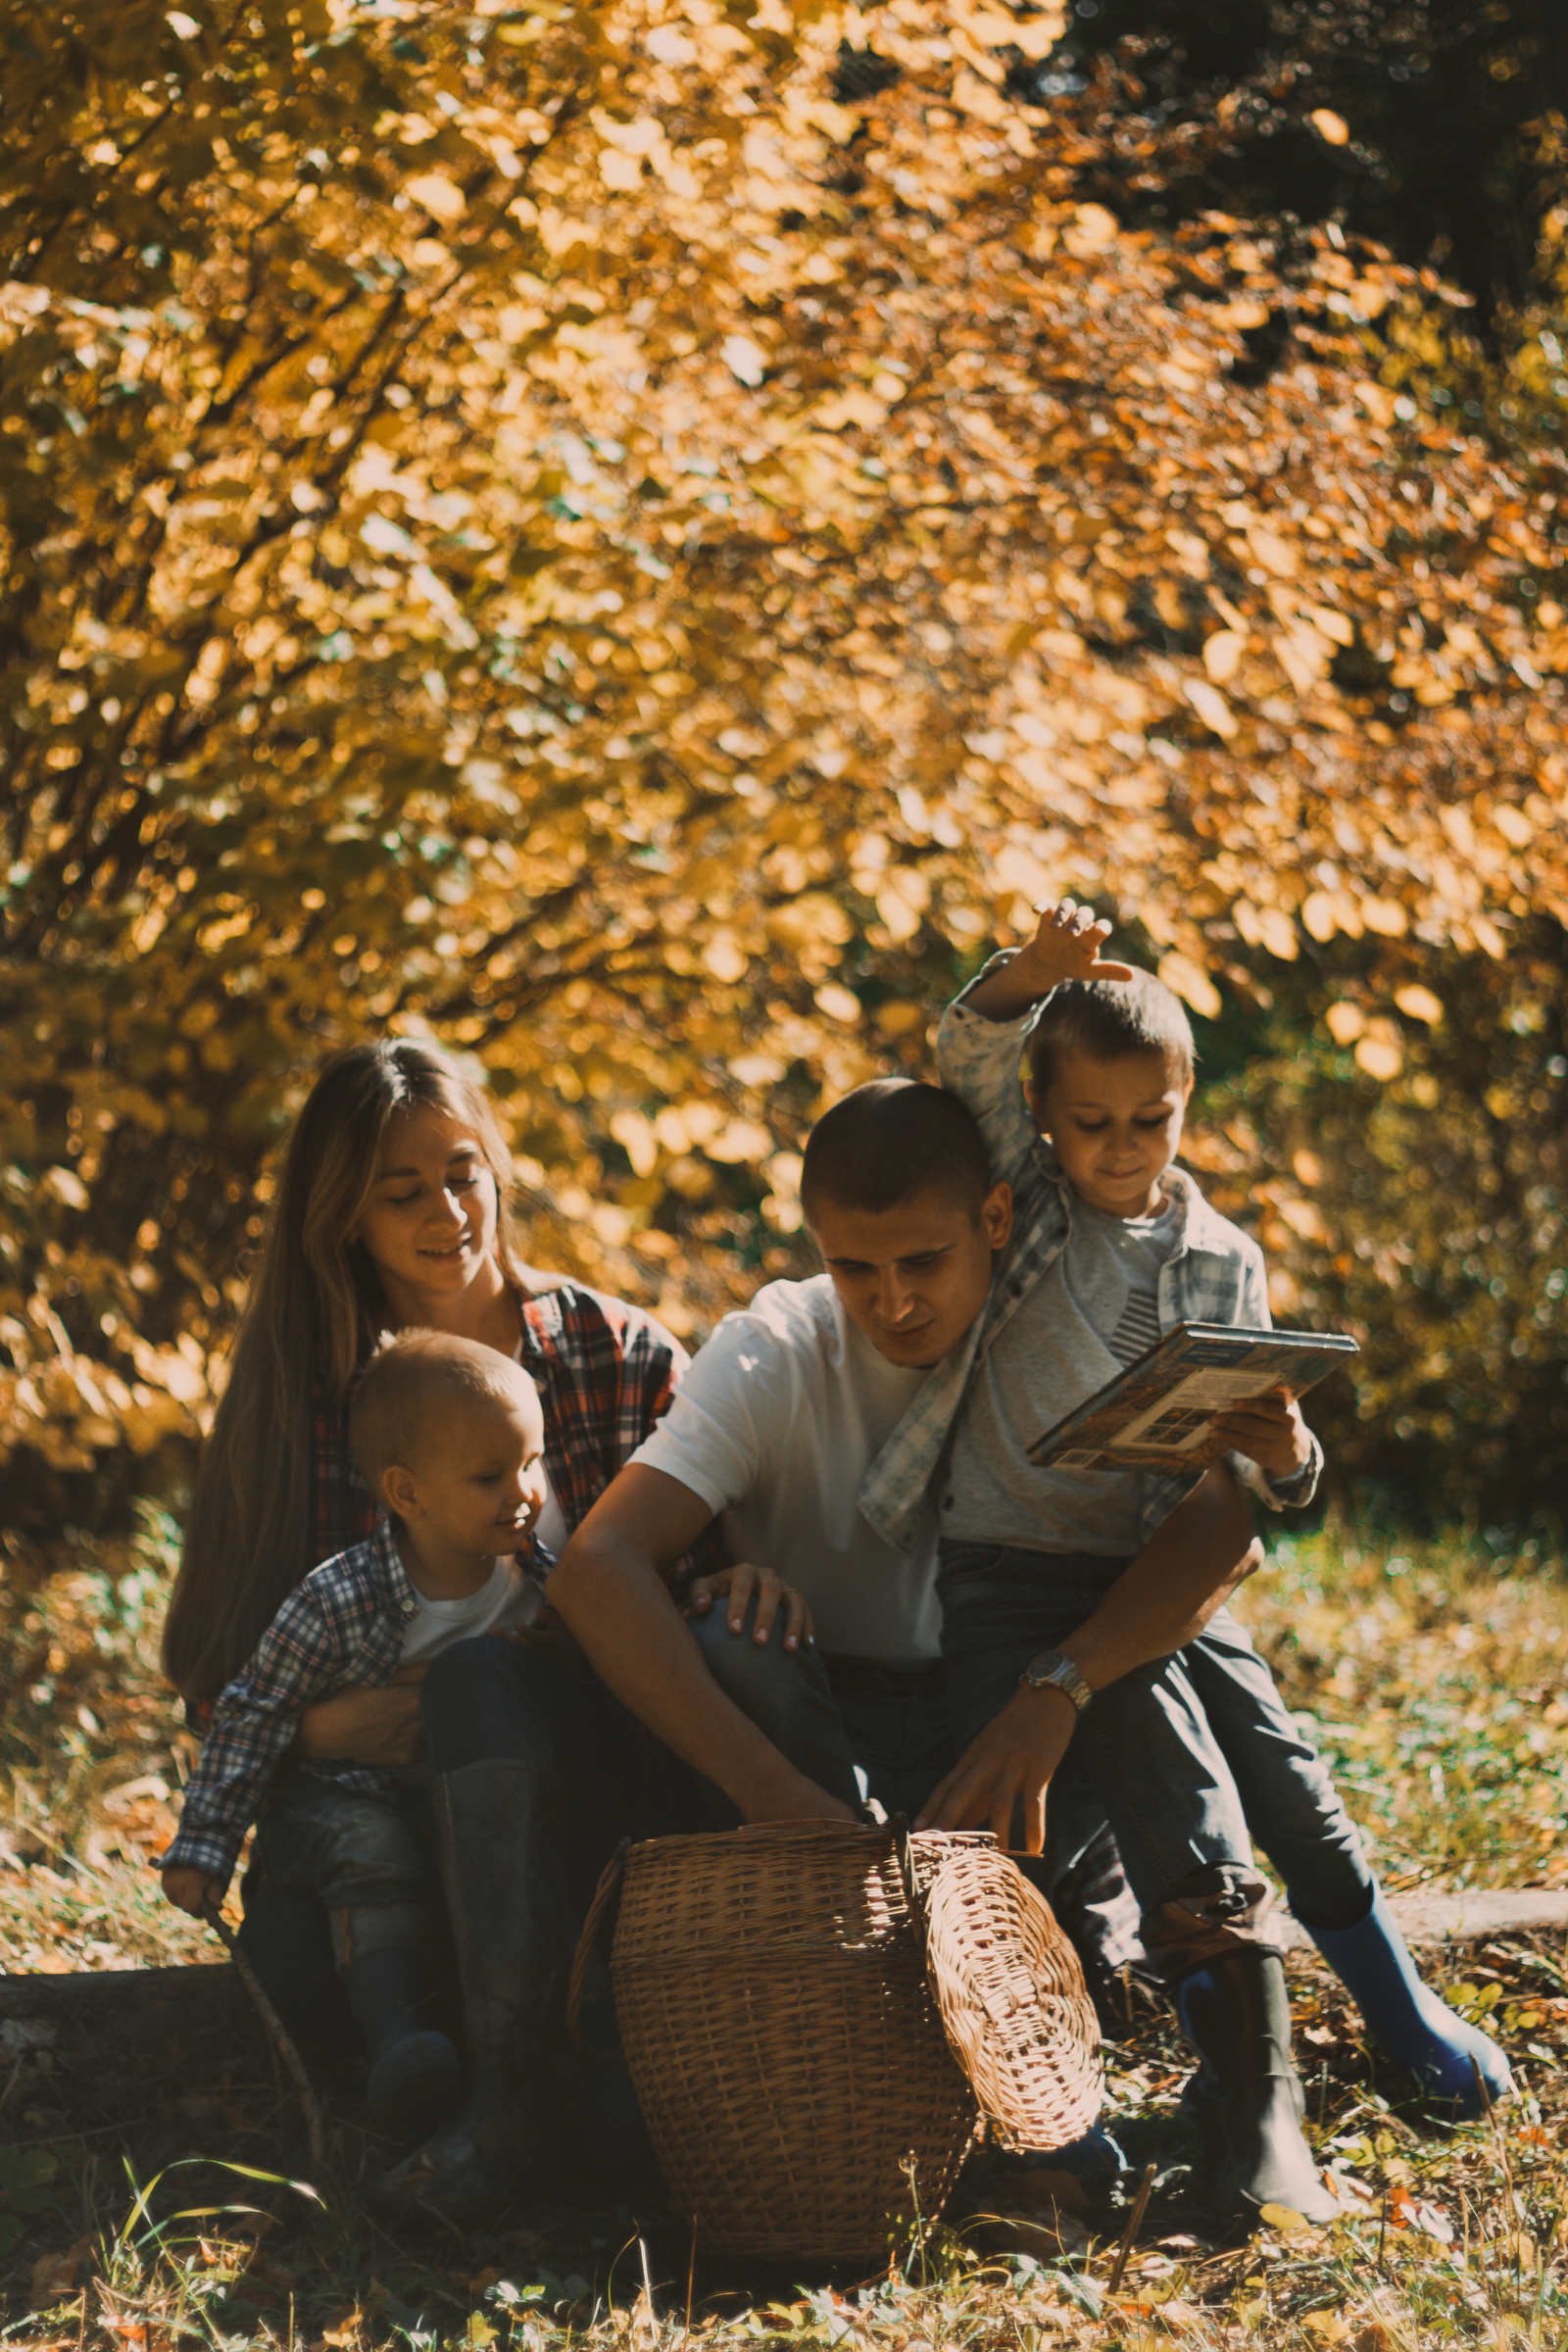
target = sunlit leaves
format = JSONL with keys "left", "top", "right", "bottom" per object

{"left": 0, "top": 0, "right": 1565, "bottom": 1506}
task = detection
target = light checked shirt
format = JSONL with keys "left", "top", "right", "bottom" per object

{"left": 858, "top": 979, "right": 1322, "bottom": 1551}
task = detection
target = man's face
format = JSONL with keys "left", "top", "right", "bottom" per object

{"left": 810, "top": 1183, "right": 1011, "bottom": 1369}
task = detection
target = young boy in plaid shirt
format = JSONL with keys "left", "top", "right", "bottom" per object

{"left": 163, "top": 1329, "right": 550, "bottom": 2143}
{"left": 907, "top": 902, "right": 1509, "bottom": 2228}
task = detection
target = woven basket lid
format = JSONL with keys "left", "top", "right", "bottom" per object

{"left": 923, "top": 1841, "right": 1104, "bottom": 2152}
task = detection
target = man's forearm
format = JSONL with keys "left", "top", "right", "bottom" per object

{"left": 1056, "top": 1465, "right": 1261, "bottom": 1692}
{"left": 549, "top": 1523, "right": 846, "bottom": 1822}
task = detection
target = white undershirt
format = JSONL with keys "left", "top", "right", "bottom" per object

{"left": 398, "top": 1555, "right": 542, "bottom": 1666}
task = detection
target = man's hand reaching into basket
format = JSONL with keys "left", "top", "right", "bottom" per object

{"left": 914, "top": 1683, "right": 1077, "bottom": 1854}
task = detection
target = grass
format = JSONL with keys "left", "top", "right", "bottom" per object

{"left": 3, "top": 1514, "right": 1568, "bottom": 2348}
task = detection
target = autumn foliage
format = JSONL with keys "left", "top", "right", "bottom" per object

{"left": 1, "top": 0, "right": 1564, "bottom": 1531}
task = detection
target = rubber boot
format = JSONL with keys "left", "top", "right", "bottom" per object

{"left": 1295, "top": 1881, "right": 1513, "bottom": 2117}
{"left": 379, "top": 1762, "right": 583, "bottom": 2222}
{"left": 1178, "top": 1950, "right": 1342, "bottom": 2230}
{"left": 340, "top": 1937, "right": 463, "bottom": 2146}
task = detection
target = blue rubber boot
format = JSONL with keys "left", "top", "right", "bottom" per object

{"left": 1296, "top": 1883, "right": 1513, "bottom": 2117}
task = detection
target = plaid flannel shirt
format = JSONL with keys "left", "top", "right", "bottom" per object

{"left": 170, "top": 1282, "right": 688, "bottom": 1871}
{"left": 165, "top": 1517, "right": 431, "bottom": 1886}
{"left": 309, "top": 1280, "right": 689, "bottom": 1569}
{"left": 858, "top": 980, "right": 1322, "bottom": 1552}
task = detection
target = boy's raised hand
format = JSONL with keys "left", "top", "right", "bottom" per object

{"left": 1210, "top": 1389, "right": 1312, "bottom": 1480}
{"left": 960, "top": 899, "right": 1136, "bottom": 1023}
{"left": 1022, "top": 899, "right": 1137, "bottom": 988}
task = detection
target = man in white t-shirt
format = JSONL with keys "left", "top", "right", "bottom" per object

{"left": 549, "top": 1083, "right": 1262, "bottom": 1924}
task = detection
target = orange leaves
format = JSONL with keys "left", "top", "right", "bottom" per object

{"left": 1, "top": 0, "right": 1565, "bottom": 1507}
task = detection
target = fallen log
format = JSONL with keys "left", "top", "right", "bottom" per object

{"left": 3, "top": 1887, "right": 1564, "bottom": 2041}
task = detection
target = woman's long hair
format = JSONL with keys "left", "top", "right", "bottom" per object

{"left": 163, "top": 1041, "right": 532, "bottom": 1702}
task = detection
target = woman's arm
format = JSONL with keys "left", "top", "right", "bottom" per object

{"left": 295, "top": 1664, "right": 426, "bottom": 1767}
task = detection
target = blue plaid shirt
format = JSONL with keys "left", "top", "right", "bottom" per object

{"left": 164, "top": 1517, "right": 522, "bottom": 1886}
{"left": 858, "top": 979, "right": 1321, "bottom": 1551}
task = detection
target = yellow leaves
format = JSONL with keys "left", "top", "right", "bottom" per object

{"left": 789, "top": 98, "right": 859, "bottom": 146}
{"left": 1062, "top": 202, "right": 1119, "bottom": 256}
{"left": 952, "top": 70, "right": 1013, "bottom": 126}
{"left": 1355, "top": 1023, "right": 1403, "bottom": 1081}
{"left": 1202, "top": 630, "right": 1246, "bottom": 683}
{"left": 702, "top": 930, "right": 749, "bottom": 983}
{"left": 721, "top": 333, "right": 768, "bottom": 387}
{"left": 705, "top": 1118, "right": 772, "bottom": 1165}
{"left": 1302, "top": 890, "right": 1363, "bottom": 944}
{"left": 1183, "top": 678, "right": 1238, "bottom": 739}
{"left": 40, "top": 1165, "right": 90, "bottom": 1209}
{"left": 1156, "top": 953, "right": 1221, "bottom": 1020}
{"left": 1395, "top": 985, "right": 1444, "bottom": 1025}
{"left": 1300, "top": 2311, "right": 1351, "bottom": 2345}
{"left": 812, "top": 385, "right": 891, "bottom": 432}
{"left": 874, "top": 868, "right": 930, "bottom": 944}
{"left": 1307, "top": 108, "right": 1350, "bottom": 146}
{"left": 1234, "top": 902, "right": 1298, "bottom": 961}
{"left": 1247, "top": 523, "right": 1297, "bottom": 578}
{"left": 610, "top": 1108, "right": 658, "bottom": 1176}
{"left": 765, "top": 893, "right": 853, "bottom": 953}
{"left": 1277, "top": 1195, "right": 1331, "bottom": 1245}
{"left": 1325, "top": 1002, "right": 1363, "bottom": 1045}
{"left": 406, "top": 172, "right": 466, "bottom": 222}
{"left": 1273, "top": 620, "right": 1332, "bottom": 693}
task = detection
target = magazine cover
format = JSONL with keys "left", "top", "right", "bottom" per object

{"left": 1028, "top": 1323, "right": 1359, "bottom": 1473}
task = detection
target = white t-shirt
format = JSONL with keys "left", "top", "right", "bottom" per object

{"left": 628, "top": 1276, "right": 941, "bottom": 1664}
{"left": 399, "top": 1555, "right": 543, "bottom": 1667}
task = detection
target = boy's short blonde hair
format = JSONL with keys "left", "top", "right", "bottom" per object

{"left": 348, "top": 1329, "right": 538, "bottom": 1492}
{"left": 1026, "top": 971, "right": 1196, "bottom": 1098}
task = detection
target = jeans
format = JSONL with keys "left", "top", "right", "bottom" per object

{"left": 254, "top": 1770, "right": 439, "bottom": 1915}
{"left": 690, "top": 1602, "right": 1144, "bottom": 1981}
{"left": 937, "top": 1542, "right": 1372, "bottom": 1936}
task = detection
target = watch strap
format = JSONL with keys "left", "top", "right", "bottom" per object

{"left": 1019, "top": 1647, "right": 1093, "bottom": 1714}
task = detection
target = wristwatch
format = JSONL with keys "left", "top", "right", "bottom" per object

{"left": 1019, "top": 1647, "right": 1094, "bottom": 1714}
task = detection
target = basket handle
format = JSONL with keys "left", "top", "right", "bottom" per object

{"left": 566, "top": 1837, "right": 630, "bottom": 2062}
{"left": 892, "top": 1812, "right": 920, "bottom": 1916}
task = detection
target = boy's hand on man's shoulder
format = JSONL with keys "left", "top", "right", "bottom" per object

{"left": 1211, "top": 1390, "right": 1312, "bottom": 1480}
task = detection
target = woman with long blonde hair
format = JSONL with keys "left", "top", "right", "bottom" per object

{"left": 163, "top": 1038, "right": 689, "bottom": 2211}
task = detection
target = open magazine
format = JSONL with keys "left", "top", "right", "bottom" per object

{"left": 1027, "top": 1323, "right": 1359, "bottom": 1474}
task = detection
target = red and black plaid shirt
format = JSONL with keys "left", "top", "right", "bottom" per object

{"left": 309, "top": 1283, "right": 689, "bottom": 1569}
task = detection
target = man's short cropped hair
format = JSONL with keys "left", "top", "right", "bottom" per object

{"left": 1026, "top": 970, "right": 1196, "bottom": 1098}
{"left": 348, "top": 1327, "right": 536, "bottom": 1492}
{"left": 800, "top": 1079, "right": 993, "bottom": 1226}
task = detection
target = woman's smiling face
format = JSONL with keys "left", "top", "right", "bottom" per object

{"left": 349, "top": 1104, "right": 502, "bottom": 1310}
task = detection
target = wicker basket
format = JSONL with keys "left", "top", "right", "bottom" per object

{"left": 568, "top": 1822, "right": 1101, "bottom": 2270}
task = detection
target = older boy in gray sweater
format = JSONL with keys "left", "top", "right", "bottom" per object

{"left": 908, "top": 902, "right": 1508, "bottom": 2228}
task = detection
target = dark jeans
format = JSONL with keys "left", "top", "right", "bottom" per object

{"left": 938, "top": 1541, "right": 1373, "bottom": 1936}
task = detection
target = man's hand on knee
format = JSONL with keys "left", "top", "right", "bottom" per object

{"left": 685, "top": 1561, "right": 814, "bottom": 1651}
{"left": 914, "top": 1686, "right": 1078, "bottom": 1852}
